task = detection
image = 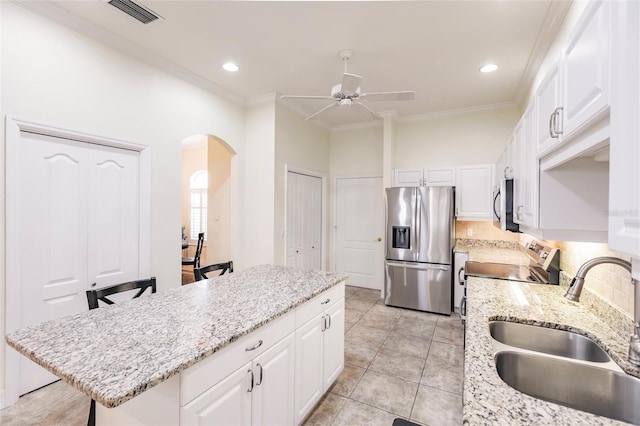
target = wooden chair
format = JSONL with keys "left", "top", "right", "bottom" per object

{"left": 182, "top": 232, "right": 205, "bottom": 275}
{"left": 194, "top": 261, "right": 234, "bottom": 281}
{"left": 85, "top": 277, "right": 157, "bottom": 425}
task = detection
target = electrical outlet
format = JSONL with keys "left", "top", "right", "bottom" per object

{"left": 467, "top": 228, "right": 473, "bottom": 237}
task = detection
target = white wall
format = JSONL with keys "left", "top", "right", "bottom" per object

{"left": 330, "top": 125, "right": 383, "bottom": 177}
{"left": 274, "top": 103, "right": 330, "bottom": 267}
{"left": 207, "top": 137, "right": 233, "bottom": 264}
{"left": 393, "top": 107, "right": 521, "bottom": 168}
{"left": 243, "top": 98, "right": 276, "bottom": 267}
{"left": 1, "top": 2, "right": 246, "bottom": 395}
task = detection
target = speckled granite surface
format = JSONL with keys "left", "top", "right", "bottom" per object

{"left": 464, "top": 277, "right": 639, "bottom": 425}
{"left": 6, "top": 265, "right": 347, "bottom": 408}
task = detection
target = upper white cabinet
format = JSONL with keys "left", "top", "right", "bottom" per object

{"left": 534, "top": 0, "right": 610, "bottom": 159}
{"left": 514, "top": 103, "right": 538, "bottom": 228}
{"left": 561, "top": 0, "right": 610, "bottom": 139}
{"left": 455, "top": 164, "right": 494, "bottom": 221}
{"left": 393, "top": 167, "right": 455, "bottom": 187}
{"left": 609, "top": 0, "right": 640, "bottom": 258}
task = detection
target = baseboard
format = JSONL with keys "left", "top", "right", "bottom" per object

{"left": 0, "top": 388, "right": 5, "bottom": 410}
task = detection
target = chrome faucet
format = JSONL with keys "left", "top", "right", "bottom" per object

{"left": 564, "top": 256, "right": 640, "bottom": 366}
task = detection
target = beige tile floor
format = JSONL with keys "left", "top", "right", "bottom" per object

{"left": 0, "top": 286, "right": 463, "bottom": 426}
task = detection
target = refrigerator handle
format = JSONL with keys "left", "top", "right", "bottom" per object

{"left": 415, "top": 189, "right": 422, "bottom": 256}
{"left": 385, "top": 261, "right": 449, "bottom": 271}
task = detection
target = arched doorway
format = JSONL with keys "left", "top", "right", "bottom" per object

{"left": 181, "top": 134, "right": 235, "bottom": 284}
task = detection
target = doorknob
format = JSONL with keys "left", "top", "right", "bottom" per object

{"left": 376, "top": 237, "right": 382, "bottom": 242}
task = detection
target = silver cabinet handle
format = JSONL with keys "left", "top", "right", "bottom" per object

{"left": 458, "top": 267, "right": 465, "bottom": 285}
{"left": 326, "top": 314, "right": 332, "bottom": 330}
{"left": 516, "top": 205, "right": 524, "bottom": 221}
{"left": 91, "top": 282, "right": 97, "bottom": 287}
{"left": 255, "top": 363, "right": 263, "bottom": 386}
{"left": 321, "top": 298, "right": 330, "bottom": 305}
{"left": 321, "top": 315, "right": 326, "bottom": 332}
{"left": 553, "top": 106, "right": 563, "bottom": 136}
{"left": 549, "top": 111, "right": 556, "bottom": 138}
{"left": 460, "top": 296, "right": 467, "bottom": 324}
{"left": 247, "top": 369, "right": 254, "bottom": 392}
{"left": 245, "top": 340, "right": 263, "bottom": 352}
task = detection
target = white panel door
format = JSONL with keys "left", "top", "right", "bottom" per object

{"left": 181, "top": 362, "right": 252, "bottom": 426}
{"left": 252, "top": 333, "right": 295, "bottom": 426}
{"left": 17, "top": 133, "right": 89, "bottom": 394}
{"left": 88, "top": 145, "right": 140, "bottom": 293}
{"left": 293, "top": 314, "right": 324, "bottom": 424}
{"left": 287, "top": 172, "right": 322, "bottom": 270}
{"left": 335, "top": 177, "right": 384, "bottom": 289}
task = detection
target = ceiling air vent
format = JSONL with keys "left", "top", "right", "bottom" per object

{"left": 108, "top": 0, "right": 161, "bottom": 24}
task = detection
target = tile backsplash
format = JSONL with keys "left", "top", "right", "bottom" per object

{"left": 456, "top": 220, "right": 634, "bottom": 320}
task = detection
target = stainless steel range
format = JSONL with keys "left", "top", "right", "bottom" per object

{"left": 465, "top": 240, "right": 561, "bottom": 285}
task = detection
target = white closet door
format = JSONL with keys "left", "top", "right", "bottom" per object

{"left": 17, "top": 133, "right": 89, "bottom": 394}
{"left": 302, "top": 174, "right": 322, "bottom": 270}
{"left": 88, "top": 145, "right": 140, "bottom": 292}
{"left": 286, "top": 173, "right": 304, "bottom": 267}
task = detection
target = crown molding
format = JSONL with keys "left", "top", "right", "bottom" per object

{"left": 246, "top": 92, "right": 277, "bottom": 108}
{"left": 396, "top": 101, "right": 517, "bottom": 123}
{"left": 513, "top": 0, "right": 572, "bottom": 107}
{"left": 13, "top": 0, "right": 245, "bottom": 106}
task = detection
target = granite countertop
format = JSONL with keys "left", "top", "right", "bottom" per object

{"left": 6, "top": 265, "right": 347, "bottom": 408}
{"left": 461, "top": 242, "right": 639, "bottom": 425}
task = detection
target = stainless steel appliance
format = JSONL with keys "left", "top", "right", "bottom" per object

{"left": 384, "top": 186, "right": 454, "bottom": 314}
{"left": 464, "top": 240, "right": 560, "bottom": 284}
{"left": 493, "top": 178, "right": 520, "bottom": 232}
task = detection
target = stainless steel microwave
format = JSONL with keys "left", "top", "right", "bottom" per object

{"left": 493, "top": 179, "right": 520, "bottom": 232}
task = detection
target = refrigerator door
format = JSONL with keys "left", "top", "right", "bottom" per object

{"left": 416, "top": 186, "right": 454, "bottom": 264}
{"left": 385, "top": 187, "right": 418, "bottom": 262}
{"left": 384, "top": 260, "right": 452, "bottom": 314}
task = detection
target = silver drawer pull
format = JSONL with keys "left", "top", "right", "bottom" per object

{"left": 255, "top": 363, "right": 263, "bottom": 386}
{"left": 321, "top": 298, "right": 330, "bottom": 305}
{"left": 245, "top": 340, "right": 263, "bottom": 352}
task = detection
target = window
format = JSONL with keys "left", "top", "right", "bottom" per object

{"left": 190, "top": 170, "right": 208, "bottom": 240}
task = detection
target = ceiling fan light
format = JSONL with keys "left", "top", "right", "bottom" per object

{"left": 222, "top": 62, "right": 239, "bottom": 72}
{"left": 479, "top": 64, "right": 498, "bottom": 73}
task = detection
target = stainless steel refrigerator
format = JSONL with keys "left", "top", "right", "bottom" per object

{"left": 384, "top": 186, "right": 454, "bottom": 314}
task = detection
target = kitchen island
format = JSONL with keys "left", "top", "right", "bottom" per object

{"left": 461, "top": 242, "right": 640, "bottom": 425}
{"left": 6, "top": 265, "right": 347, "bottom": 425}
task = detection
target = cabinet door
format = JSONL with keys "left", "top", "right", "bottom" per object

{"left": 562, "top": 0, "right": 610, "bottom": 139}
{"left": 293, "top": 314, "right": 325, "bottom": 424}
{"left": 535, "top": 60, "right": 562, "bottom": 156}
{"left": 323, "top": 299, "right": 345, "bottom": 391}
{"left": 252, "top": 333, "right": 295, "bottom": 426}
{"left": 286, "top": 173, "right": 304, "bottom": 268}
{"left": 609, "top": 0, "right": 640, "bottom": 258}
{"left": 455, "top": 164, "right": 495, "bottom": 219}
{"left": 393, "top": 168, "right": 423, "bottom": 187}
{"left": 515, "top": 104, "right": 538, "bottom": 228}
{"left": 181, "top": 362, "right": 252, "bottom": 426}
{"left": 424, "top": 167, "right": 455, "bottom": 186}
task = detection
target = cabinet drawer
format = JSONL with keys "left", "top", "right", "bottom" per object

{"left": 295, "top": 283, "right": 345, "bottom": 328}
{"left": 180, "top": 309, "right": 295, "bottom": 406}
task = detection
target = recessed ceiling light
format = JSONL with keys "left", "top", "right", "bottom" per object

{"left": 222, "top": 62, "right": 239, "bottom": 72}
{"left": 480, "top": 64, "right": 498, "bottom": 73}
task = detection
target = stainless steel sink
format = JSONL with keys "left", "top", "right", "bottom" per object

{"left": 489, "top": 321, "right": 611, "bottom": 362}
{"left": 495, "top": 351, "right": 640, "bottom": 424}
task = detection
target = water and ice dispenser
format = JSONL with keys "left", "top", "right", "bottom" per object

{"left": 392, "top": 226, "right": 411, "bottom": 249}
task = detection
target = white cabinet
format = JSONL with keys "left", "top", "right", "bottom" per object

{"left": 514, "top": 103, "right": 538, "bottom": 228}
{"left": 609, "top": 0, "right": 640, "bottom": 258}
{"left": 455, "top": 164, "right": 495, "bottom": 220}
{"left": 393, "top": 167, "right": 455, "bottom": 187}
{"left": 561, "top": 0, "right": 610, "bottom": 139}
{"left": 294, "top": 286, "right": 345, "bottom": 424}
{"left": 534, "top": 0, "right": 610, "bottom": 158}
{"left": 286, "top": 172, "right": 322, "bottom": 270}
{"left": 181, "top": 334, "right": 295, "bottom": 426}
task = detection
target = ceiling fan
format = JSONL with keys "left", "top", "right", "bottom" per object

{"left": 280, "top": 50, "right": 415, "bottom": 121}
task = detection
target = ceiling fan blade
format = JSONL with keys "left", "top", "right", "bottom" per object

{"left": 340, "top": 73, "right": 362, "bottom": 95}
{"left": 360, "top": 91, "right": 415, "bottom": 102}
{"left": 305, "top": 102, "right": 338, "bottom": 121}
{"left": 353, "top": 102, "right": 382, "bottom": 120}
{"left": 280, "top": 95, "right": 336, "bottom": 100}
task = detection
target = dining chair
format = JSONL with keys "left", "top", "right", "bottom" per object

{"left": 194, "top": 261, "right": 234, "bottom": 281}
{"left": 182, "top": 232, "right": 205, "bottom": 276}
{"left": 85, "top": 277, "right": 157, "bottom": 425}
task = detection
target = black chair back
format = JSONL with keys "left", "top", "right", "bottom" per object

{"left": 194, "top": 261, "right": 234, "bottom": 281}
{"left": 86, "top": 277, "right": 157, "bottom": 310}
{"left": 182, "top": 232, "right": 205, "bottom": 270}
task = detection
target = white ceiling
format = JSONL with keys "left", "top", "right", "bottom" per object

{"left": 28, "top": 0, "right": 570, "bottom": 128}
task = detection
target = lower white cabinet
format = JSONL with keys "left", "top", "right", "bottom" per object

{"left": 294, "top": 298, "right": 345, "bottom": 424}
{"left": 181, "top": 334, "right": 295, "bottom": 426}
